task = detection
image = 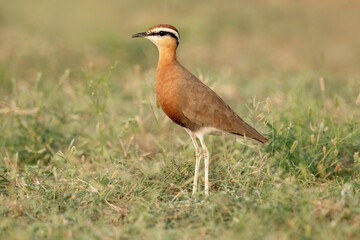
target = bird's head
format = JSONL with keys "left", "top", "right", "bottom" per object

{"left": 132, "top": 24, "right": 180, "bottom": 49}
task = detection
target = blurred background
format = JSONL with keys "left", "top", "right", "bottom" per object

{"left": 1, "top": 0, "right": 360, "bottom": 85}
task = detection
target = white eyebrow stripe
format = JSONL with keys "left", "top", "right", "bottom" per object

{"left": 149, "top": 27, "right": 180, "bottom": 40}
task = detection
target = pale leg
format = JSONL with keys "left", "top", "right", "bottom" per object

{"left": 184, "top": 129, "right": 201, "bottom": 196}
{"left": 199, "top": 136, "right": 209, "bottom": 196}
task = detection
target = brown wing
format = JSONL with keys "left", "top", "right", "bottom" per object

{"left": 177, "top": 68, "right": 268, "bottom": 143}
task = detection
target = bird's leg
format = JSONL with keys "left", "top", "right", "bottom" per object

{"left": 199, "top": 136, "right": 209, "bottom": 196}
{"left": 191, "top": 138, "right": 201, "bottom": 196}
{"left": 184, "top": 129, "right": 201, "bottom": 196}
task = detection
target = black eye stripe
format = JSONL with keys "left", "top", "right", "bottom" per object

{"left": 149, "top": 31, "right": 179, "bottom": 41}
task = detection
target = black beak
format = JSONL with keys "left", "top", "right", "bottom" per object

{"left": 131, "top": 32, "right": 148, "bottom": 38}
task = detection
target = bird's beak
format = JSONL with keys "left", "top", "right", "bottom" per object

{"left": 132, "top": 32, "right": 148, "bottom": 38}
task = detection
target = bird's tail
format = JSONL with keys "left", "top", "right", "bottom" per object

{"left": 231, "top": 122, "right": 268, "bottom": 144}
{"left": 244, "top": 122, "right": 268, "bottom": 143}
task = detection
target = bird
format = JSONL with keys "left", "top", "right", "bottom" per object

{"left": 132, "top": 24, "right": 268, "bottom": 196}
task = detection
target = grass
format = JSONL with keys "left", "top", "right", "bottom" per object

{"left": 1, "top": 0, "right": 360, "bottom": 239}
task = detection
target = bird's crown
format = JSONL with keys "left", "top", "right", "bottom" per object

{"left": 146, "top": 24, "right": 180, "bottom": 42}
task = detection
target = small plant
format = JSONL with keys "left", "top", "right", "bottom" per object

{"left": 84, "top": 62, "right": 118, "bottom": 161}
{"left": 0, "top": 72, "right": 69, "bottom": 165}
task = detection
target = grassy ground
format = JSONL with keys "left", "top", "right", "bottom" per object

{"left": 1, "top": 0, "right": 360, "bottom": 239}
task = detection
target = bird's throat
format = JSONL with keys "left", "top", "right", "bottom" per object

{"left": 158, "top": 47, "right": 177, "bottom": 66}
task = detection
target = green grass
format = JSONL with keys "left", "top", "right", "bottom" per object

{"left": 1, "top": 0, "right": 360, "bottom": 239}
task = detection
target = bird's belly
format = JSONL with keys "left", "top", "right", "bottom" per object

{"left": 194, "top": 126, "right": 224, "bottom": 136}
{"left": 155, "top": 82, "right": 183, "bottom": 126}
{"left": 157, "top": 97, "right": 182, "bottom": 125}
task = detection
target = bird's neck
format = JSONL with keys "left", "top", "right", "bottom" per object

{"left": 155, "top": 46, "right": 179, "bottom": 91}
{"left": 157, "top": 46, "right": 177, "bottom": 68}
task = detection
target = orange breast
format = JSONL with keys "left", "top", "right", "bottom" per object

{"left": 155, "top": 64, "right": 184, "bottom": 126}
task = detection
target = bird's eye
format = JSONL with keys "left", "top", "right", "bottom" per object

{"left": 159, "top": 31, "right": 165, "bottom": 36}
